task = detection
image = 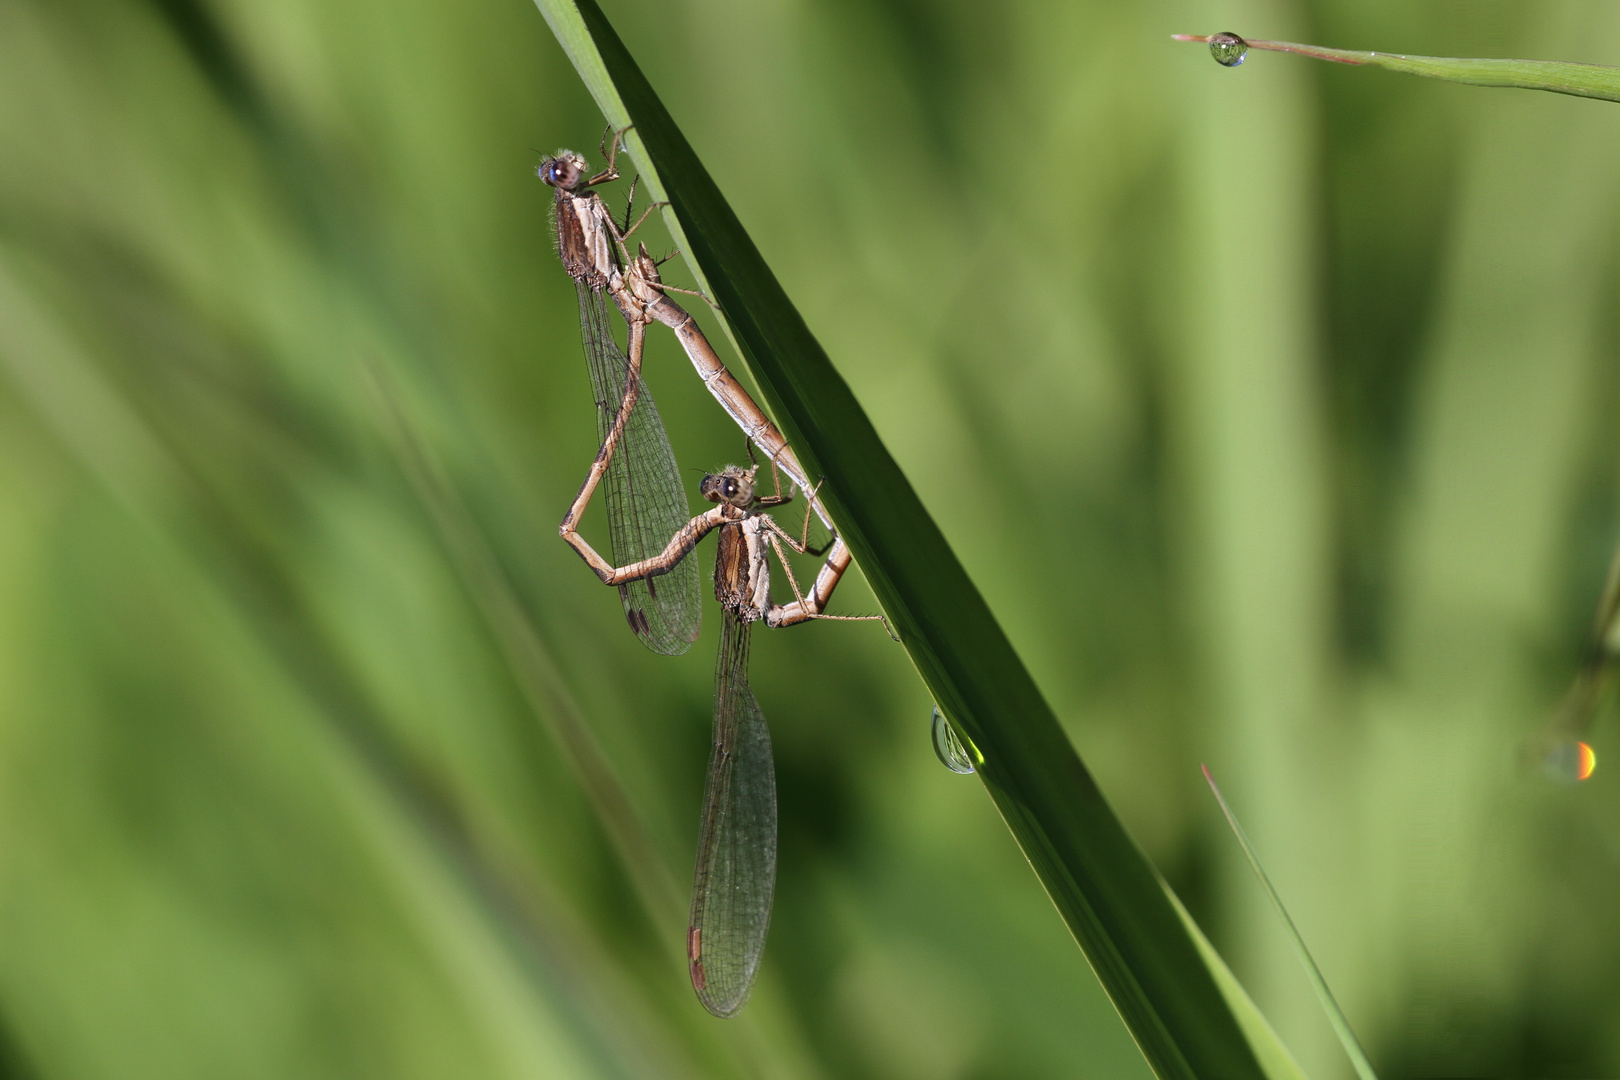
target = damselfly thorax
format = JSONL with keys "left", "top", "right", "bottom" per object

{"left": 539, "top": 145, "right": 631, "bottom": 289}
{"left": 704, "top": 468, "right": 778, "bottom": 624}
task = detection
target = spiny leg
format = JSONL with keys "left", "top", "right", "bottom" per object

{"left": 794, "top": 478, "right": 829, "bottom": 552}
{"left": 759, "top": 498, "right": 830, "bottom": 557}
{"left": 647, "top": 248, "right": 721, "bottom": 310}
{"left": 620, "top": 175, "right": 639, "bottom": 234}
{"left": 583, "top": 125, "right": 624, "bottom": 187}
{"left": 763, "top": 528, "right": 895, "bottom": 639}
{"left": 745, "top": 438, "right": 800, "bottom": 510}
{"left": 652, "top": 280, "right": 716, "bottom": 304}
{"left": 619, "top": 195, "right": 667, "bottom": 243}
{"left": 597, "top": 123, "right": 635, "bottom": 178}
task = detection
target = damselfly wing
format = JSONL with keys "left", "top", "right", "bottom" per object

{"left": 576, "top": 281, "right": 700, "bottom": 652}
{"left": 687, "top": 605, "right": 776, "bottom": 1016}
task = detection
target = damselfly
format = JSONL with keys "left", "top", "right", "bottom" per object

{"left": 565, "top": 444, "right": 888, "bottom": 1016}
{"left": 540, "top": 133, "right": 700, "bottom": 654}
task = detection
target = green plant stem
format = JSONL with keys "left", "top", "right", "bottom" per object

{"left": 1174, "top": 34, "right": 1620, "bottom": 103}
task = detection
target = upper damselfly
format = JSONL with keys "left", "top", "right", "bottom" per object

{"left": 540, "top": 132, "right": 700, "bottom": 654}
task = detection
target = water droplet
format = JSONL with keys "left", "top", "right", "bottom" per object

{"left": 1544, "top": 740, "right": 1597, "bottom": 784}
{"left": 1209, "top": 32, "right": 1248, "bottom": 67}
{"left": 931, "top": 706, "right": 975, "bottom": 774}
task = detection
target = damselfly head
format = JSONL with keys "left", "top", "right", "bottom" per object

{"left": 699, "top": 466, "right": 758, "bottom": 508}
{"left": 538, "top": 150, "right": 589, "bottom": 191}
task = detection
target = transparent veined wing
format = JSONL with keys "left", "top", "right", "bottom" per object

{"left": 576, "top": 281, "right": 701, "bottom": 653}
{"left": 687, "top": 610, "right": 776, "bottom": 1016}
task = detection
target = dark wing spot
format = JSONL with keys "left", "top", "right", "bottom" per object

{"left": 687, "top": 927, "right": 706, "bottom": 990}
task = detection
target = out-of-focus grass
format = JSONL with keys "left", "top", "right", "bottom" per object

{"left": 2, "top": 0, "right": 1620, "bottom": 1077}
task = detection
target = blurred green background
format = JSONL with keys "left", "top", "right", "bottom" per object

{"left": 2, "top": 0, "right": 1620, "bottom": 1075}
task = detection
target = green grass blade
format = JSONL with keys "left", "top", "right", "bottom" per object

{"left": 1169, "top": 893, "right": 1308, "bottom": 1080}
{"left": 1202, "top": 767, "right": 1378, "bottom": 1080}
{"left": 533, "top": 1, "right": 1293, "bottom": 1075}
{"left": 1174, "top": 34, "right": 1620, "bottom": 103}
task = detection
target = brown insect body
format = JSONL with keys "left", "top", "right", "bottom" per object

{"left": 554, "top": 189, "right": 618, "bottom": 290}
{"left": 702, "top": 467, "right": 778, "bottom": 624}
{"left": 539, "top": 149, "right": 622, "bottom": 290}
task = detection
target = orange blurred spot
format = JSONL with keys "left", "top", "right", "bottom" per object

{"left": 1578, "top": 742, "right": 1597, "bottom": 781}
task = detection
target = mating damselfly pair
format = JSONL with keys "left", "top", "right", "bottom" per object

{"left": 539, "top": 130, "right": 891, "bottom": 1017}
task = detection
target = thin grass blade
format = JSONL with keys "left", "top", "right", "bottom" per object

{"left": 1174, "top": 34, "right": 1620, "bottom": 103}
{"left": 1201, "top": 766, "right": 1378, "bottom": 1080}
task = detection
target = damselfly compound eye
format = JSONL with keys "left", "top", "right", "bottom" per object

{"left": 1209, "top": 32, "right": 1248, "bottom": 66}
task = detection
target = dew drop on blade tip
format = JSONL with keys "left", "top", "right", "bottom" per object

{"left": 931, "top": 706, "right": 975, "bottom": 774}
{"left": 1209, "top": 32, "right": 1248, "bottom": 67}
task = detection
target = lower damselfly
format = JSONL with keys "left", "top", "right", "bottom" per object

{"left": 564, "top": 442, "right": 889, "bottom": 1016}
{"left": 693, "top": 462, "right": 892, "bottom": 1016}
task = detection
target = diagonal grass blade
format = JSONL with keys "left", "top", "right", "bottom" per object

{"left": 531, "top": 1, "right": 1299, "bottom": 1075}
